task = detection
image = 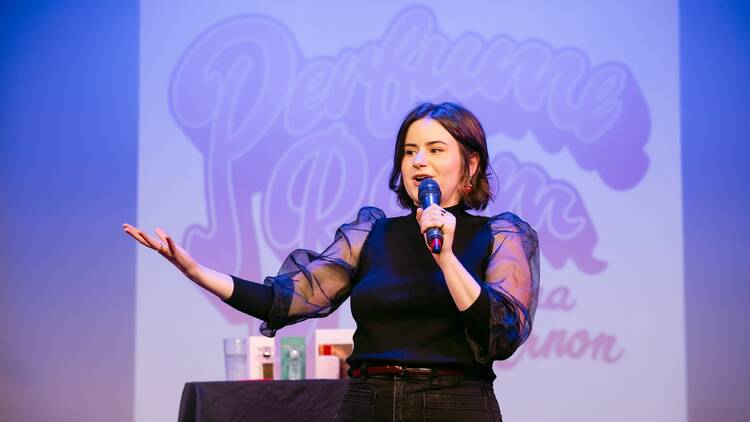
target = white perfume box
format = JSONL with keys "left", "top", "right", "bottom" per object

{"left": 314, "top": 329, "right": 354, "bottom": 379}
{"left": 247, "top": 335, "right": 275, "bottom": 380}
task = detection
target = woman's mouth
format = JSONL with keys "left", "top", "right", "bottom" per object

{"left": 412, "top": 175, "right": 434, "bottom": 186}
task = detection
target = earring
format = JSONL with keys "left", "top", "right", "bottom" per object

{"left": 462, "top": 184, "right": 473, "bottom": 194}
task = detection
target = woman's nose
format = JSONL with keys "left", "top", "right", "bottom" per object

{"left": 412, "top": 151, "right": 427, "bottom": 167}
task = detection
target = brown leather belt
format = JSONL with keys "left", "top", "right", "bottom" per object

{"left": 351, "top": 365, "right": 466, "bottom": 378}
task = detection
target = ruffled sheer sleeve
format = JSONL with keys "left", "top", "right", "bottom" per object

{"left": 465, "top": 212, "right": 540, "bottom": 363}
{"left": 260, "top": 206, "right": 385, "bottom": 337}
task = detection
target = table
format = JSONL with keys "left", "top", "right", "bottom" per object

{"left": 178, "top": 379, "right": 349, "bottom": 422}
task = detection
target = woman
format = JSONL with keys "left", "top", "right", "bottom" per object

{"left": 123, "top": 102, "right": 539, "bottom": 421}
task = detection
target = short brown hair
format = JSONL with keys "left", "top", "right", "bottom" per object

{"left": 388, "top": 102, "right": 495, "bottom": 210}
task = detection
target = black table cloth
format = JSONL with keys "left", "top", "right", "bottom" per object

{"left": 178, "top": 379, "right": 349, "bottom": 422}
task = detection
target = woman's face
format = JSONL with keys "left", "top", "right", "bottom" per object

{"left": 400, "top": 118, "right": 477, "bottom": 208}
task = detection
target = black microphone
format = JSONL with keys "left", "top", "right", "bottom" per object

{"left": 418, "top": 178, "right": 443, "bottom": 254}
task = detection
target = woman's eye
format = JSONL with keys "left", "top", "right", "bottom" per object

{"left": 405, "top": 150, "right": 416, "bottom": 156}
{"left": 430, "top": 148, "right": 442, "bottom": 153}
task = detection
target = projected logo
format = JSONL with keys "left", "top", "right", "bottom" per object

{"left": 169, "top": 6, "right": 649, "bottom": 367}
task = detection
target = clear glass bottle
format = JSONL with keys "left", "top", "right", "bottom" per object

{"left": 288, "top": 348, "right": 302, "bottom": 380}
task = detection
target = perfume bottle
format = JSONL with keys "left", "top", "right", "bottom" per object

{"left": 260, "top": 346, "right": 274, "bottom": 380}
{"left": 288, "top": 348, "right": 302, "bottom": 380}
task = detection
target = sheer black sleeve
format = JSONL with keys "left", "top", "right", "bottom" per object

{"left": 464, "top": 212, "right": 540, "bottom": 363}
{"left": 259, "top": 206, "right": 385, "bottom": 337}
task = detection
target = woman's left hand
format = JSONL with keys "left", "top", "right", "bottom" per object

{"left": 416, "top": 204, "right": 456, "bottom": 265}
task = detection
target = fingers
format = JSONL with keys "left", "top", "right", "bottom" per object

{"left": 122, "top": 223, "right": 166, "bottom": 253}
{"left": 420, "top": 218, "right": 449, "bottom": 233}
{"left": 155, "top": 227, "right": 168, "bottom": 246}
{"left": 164, "top": 231, "right": 179, "bottom": 255}
{"left": 417, "top": 206, "right": 455, "bottom": 234}
{"left": 419, "top": 205, "right": 449, "bottom": 220}
{"left": 123, "top": 223, "right": 151, "bottom": 248}
{"left": 417, "top": 205, "right": 441, "bottom": 219}
{"left": 155, "top": 228, "right": 171, "bottom": 255}
{"left": 140, "top": 230, "right": 165, "bottom": 252}
{"left": 156, "top": 228, "right": 181, "bottom": 256}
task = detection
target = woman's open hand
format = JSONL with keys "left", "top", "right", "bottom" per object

{"left": 122, "top": 223, "right": 199, "bottom": 278}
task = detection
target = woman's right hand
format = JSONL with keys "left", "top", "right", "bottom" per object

{"left": 122, "top": 223, "right": 199, "bottom": 278}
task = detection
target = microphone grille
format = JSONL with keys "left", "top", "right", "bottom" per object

{"left": 418, "top": 178, "right": 441, "bottom": 201}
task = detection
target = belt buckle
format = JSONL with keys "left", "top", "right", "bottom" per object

{"left": 399, "top": 365, "right": 408, "bottom": 376}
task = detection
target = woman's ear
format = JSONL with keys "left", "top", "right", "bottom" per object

{"left": 469, "top": 153, "right": 479, "bottom": 179}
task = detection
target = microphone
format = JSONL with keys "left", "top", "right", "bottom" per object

{"left": 418, "top": 178, "right": 443, "bottom": 254}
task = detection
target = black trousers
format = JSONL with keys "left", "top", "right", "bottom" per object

{"left": 334, "top": 375, "right": 502, "bottom": 422}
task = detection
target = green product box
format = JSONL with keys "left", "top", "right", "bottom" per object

{"left": 280, "top": 337, "right": 306, "bottom": 380}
